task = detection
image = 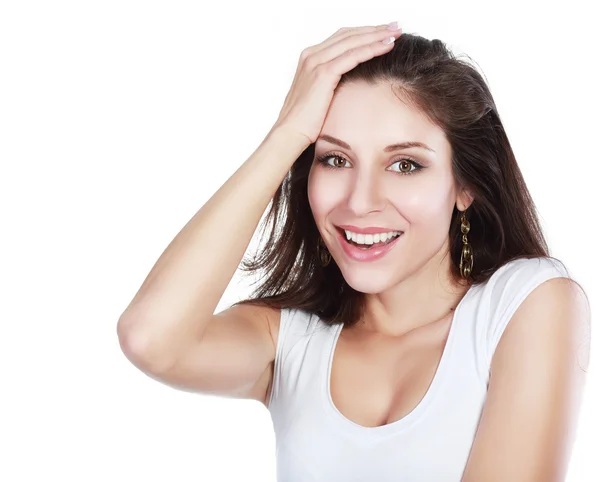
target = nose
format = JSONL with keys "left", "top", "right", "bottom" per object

{"left": 346, "top": 170, "right": 386, "bottom": 216}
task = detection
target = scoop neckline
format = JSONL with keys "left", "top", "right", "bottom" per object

{"left": 323, "top": 285, "right": 475, "bottom": 438}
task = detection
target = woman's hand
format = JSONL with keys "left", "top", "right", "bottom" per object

{"left": 272, "top": 22, "right": 403, "bottom": 146}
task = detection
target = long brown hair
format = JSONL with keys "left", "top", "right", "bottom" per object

{"left": 232, "top": 32, "right": 573, "bottom": 328}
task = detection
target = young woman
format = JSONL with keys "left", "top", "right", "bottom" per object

{"left": 117, "top": 22, "right": 590, "bottom": 481}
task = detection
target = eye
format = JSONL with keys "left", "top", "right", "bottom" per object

{"left": 316, "top": 153, "right": 350, "bottom": 169}
{"left": 316, "top": 152, "right": 425, "bottom": 176}
{"left": 388, "top": 158, "right": 423, "bottom": 176}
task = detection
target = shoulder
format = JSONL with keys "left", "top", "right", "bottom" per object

{"left": 489, "top": 256, "right": 570, "bottom": 288}
{"left": 476, "top": 257, "right": 579, "bottom": 376}
{"left": 493, "top": 272, "right": 590, "bottom": 371}
{"left": 484, "top": 256, "right": 572, "bottom": 316}
{"left": 491, "top": 256, "right": 590, "bottom": 373}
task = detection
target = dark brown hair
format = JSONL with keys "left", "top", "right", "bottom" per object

{"left": 232, "top": 32, "right": 575, "bottom": 328}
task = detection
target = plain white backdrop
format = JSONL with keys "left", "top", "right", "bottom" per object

{"left": 1, "top": 0, "right": 597, "bottom": 480}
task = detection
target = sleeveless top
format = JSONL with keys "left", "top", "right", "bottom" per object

{"left": 266, "top": 257, "right": 570, "bottom": 481}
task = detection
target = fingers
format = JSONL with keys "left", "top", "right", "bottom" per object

{"left": 323, "top": 23, "right": 393, "bottom": 44}
{"left": 323, "top": 35, "right": 399, "bottom": 80}
{"left": 303, "top": 26, "right": 402, "bottom": 73}
{"left": 275, "top": 23, "right": 402, "bottom": 144}
{"left": 303, "top": 23, "right": 397, "bottom": 61}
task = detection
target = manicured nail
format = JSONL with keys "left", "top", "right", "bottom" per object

{"left": 387, "top": 21, "right": 400, "bottom": 30}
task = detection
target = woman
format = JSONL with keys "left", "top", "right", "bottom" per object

{"left": 117, "top": 23, "right": 590, "bottom": 481}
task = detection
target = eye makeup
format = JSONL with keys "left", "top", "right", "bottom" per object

{"left": 315, "top": 152, "right": 425, "bottom": 176}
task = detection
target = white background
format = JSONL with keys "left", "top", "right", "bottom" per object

{"left": 1, "top": 0, "right": 597, "bottom": 480}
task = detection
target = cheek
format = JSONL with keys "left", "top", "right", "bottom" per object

{"left": 390, "top": 179, "right": 453, "bottom": 220}
{"left": 307, "top": 168, "right": 342, "bottom": 218}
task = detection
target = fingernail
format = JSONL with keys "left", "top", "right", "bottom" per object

{"left": 387, "top": 21, "right": 400, "bottom": 30}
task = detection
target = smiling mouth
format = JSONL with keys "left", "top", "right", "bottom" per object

{"left": 335, "top": 227, "right": 402, "bottom": 250}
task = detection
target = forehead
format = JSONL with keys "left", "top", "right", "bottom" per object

{"left": 318, "top": 81, "right": 448, "bottom": 154}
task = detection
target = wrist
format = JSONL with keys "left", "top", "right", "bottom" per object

{"left": 267, "top": 123, "right": 313, "bottom": 152}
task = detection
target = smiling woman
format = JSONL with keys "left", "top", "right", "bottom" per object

{"left": 228, "top": 31, "right": 589, "bottom": 481}
{"left": 118, "top": 23, "right": 590, "bottom": 482}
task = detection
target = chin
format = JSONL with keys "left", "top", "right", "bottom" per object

{"left": 338, "top": 267, "right": 397, "bottom": 295}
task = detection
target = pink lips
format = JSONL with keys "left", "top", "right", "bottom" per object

{"left": 336, "top": 227, "right": 403, "bottom": 262}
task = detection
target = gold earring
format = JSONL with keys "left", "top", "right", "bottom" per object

{"left": 459, "top": 209, "right": 473, "bottom": 279}
{"left": 318, "top": 238, "right": 331, "bottom": 267}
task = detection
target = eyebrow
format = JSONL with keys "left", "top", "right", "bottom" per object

{"left": 317, "top": 134, "right": 436, "bottom": 153}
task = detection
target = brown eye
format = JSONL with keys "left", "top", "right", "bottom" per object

{"left": 388, "top": 158, "right": 423, "bottom": 176}
{"left": 317, "top": 154, "right": 349, "bottom": 169}
{"left": 399, "top": 160, "right": 412, "bottom": 172}
{"left": 333, "top": 157, "right": 345, "bottom": 168}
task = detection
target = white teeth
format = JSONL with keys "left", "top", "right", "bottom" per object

{"left": 343, "top": 229, "right": 402, "bottom": 245}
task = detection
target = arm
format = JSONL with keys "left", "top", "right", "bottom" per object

{"left": 461, "top": 277, "right": 591, "bottom": 481}
{"left": 116, "top": 126, "right": 310, "bottom": 373}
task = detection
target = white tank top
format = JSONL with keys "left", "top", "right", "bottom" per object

{"left": 266, "top": 256, "right": 570, "bottom": 481}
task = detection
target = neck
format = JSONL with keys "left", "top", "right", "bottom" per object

{"left": 354, "top": 250, "right": 471, "bottom": 338}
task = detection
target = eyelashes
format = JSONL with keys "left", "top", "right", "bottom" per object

{"left": 315, "top": 152, "right": 425, "bottom": 176}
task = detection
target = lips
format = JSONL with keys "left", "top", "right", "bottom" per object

{"left": 335, "top": 227, "right": 403, "bottom": 262}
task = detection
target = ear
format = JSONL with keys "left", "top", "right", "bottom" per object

{"left": 456, "top": 188, "right": 474, "bottom": 211}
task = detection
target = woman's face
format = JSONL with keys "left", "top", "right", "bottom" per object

{"left": 308, "top": 81, "right": 467, "bottom": 294}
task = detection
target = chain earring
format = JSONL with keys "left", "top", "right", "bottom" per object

{"left": 459, "top": 209, "right": 473, "bottom": 279}
{"left": 318, "top": 237, "right": 331, "bottom": 267}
